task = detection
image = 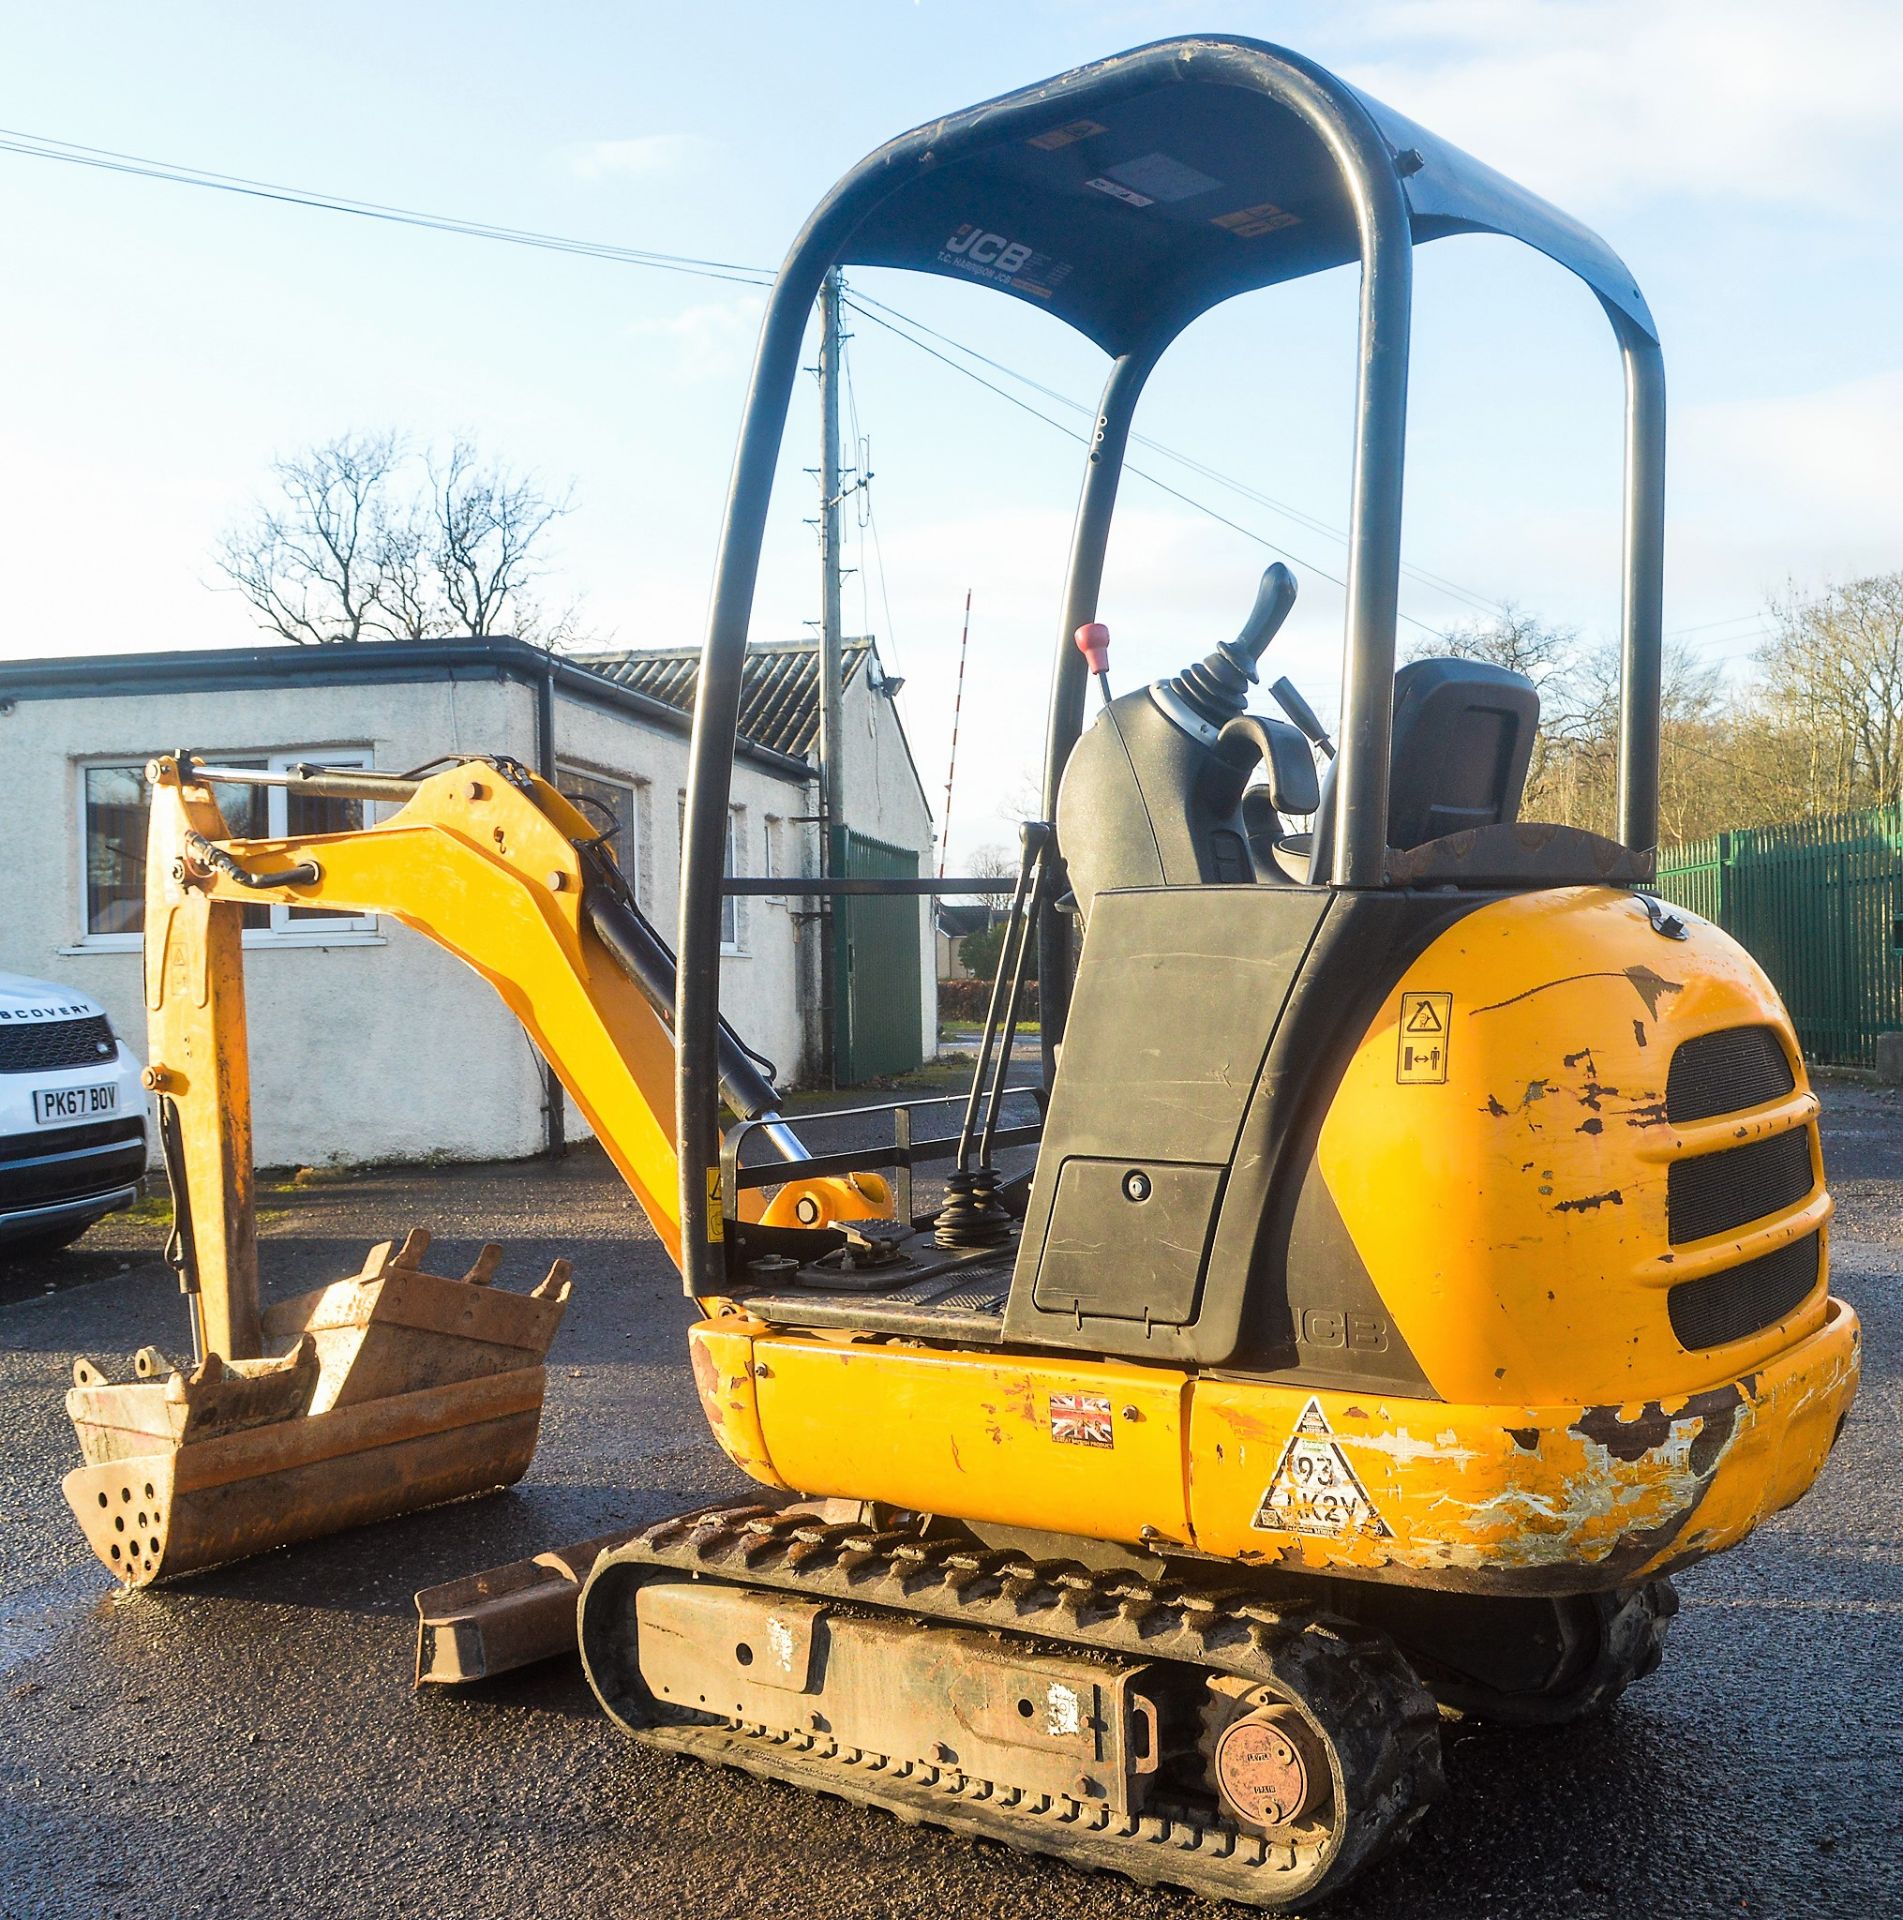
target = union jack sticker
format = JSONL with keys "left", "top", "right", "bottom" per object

{"left": 1049, "top": 1390, "right": 1114, "bottom": 1448}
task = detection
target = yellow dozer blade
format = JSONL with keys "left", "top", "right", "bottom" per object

{"left": 63, "top": 1229, "right": 570, "bottom": 1587}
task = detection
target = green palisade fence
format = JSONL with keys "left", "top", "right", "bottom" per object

{"left": 1654, "top": 804, "right": 1903, "bottom": 1068}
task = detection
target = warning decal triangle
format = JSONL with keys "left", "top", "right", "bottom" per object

{"left": 1251, "top": 1397, "right": 1392, "bottom": 1540}
{"left": 1404, "top": 999, "right": 1443, "bottom": 1033}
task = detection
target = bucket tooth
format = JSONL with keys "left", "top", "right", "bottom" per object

{"left": 462, "top": 1244, "right": 504, "bottom": 1286}
{"left": 67, "top": 1340, "right": 320, "bottom": 1467}
{"left": 532, "top": 1258, "right": 573, "bottom": 1302}
{"left": 61, "top": 1233, "right": 573, "bottom": 1588}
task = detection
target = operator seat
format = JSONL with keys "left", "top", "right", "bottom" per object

{"left": 1299, "top": 658, "right": 1540, "bottom": 882}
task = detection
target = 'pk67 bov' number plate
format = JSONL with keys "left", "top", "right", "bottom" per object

{"left": 32, "top": 1083, "right": 119, "bottom": 1126}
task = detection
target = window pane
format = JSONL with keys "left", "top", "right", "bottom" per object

{"left": 83, "top": 765, "right": 148, "bottom": 935}
{"left": 84, "top": 760, "right": 272, "bottom": 933}
{"left": 284, "top": 788, "right": 365, "bottom": 923}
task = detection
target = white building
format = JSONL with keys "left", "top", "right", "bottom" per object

{"left": 0, "top": 635, "right": 935, "bottom": 1168}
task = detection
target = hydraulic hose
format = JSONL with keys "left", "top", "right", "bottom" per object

{"left": 575, "top": 842, "right": 794, "bottom": 1143}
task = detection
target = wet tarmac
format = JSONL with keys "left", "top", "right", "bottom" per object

{"left": 2, "top": 1085, "right": 1899, "bottom": 1919}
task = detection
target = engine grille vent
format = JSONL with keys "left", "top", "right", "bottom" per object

{"left": 1668, "top": 1233, "right": 1820, "bottom": 1350}
{"left": 1668, "top": 1128, "right": 1814, "bottom": 1245}
{"left": 0, "top": 1016, "right": 116, "bottom": 1075}
{"left": 1666, "top": 1025, "right": 1795, "bottom": 1124}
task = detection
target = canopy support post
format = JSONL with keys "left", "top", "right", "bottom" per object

{"left": 1614, "top": 324, "right": 1666, "bottom": 856}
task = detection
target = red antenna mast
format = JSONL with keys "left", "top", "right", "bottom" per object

{"left": 938, "top": 588, "right": 973, "bottom": 877}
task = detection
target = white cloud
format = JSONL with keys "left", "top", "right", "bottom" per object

{"left": 565, "top": 134, "right": 712, "bottom": 181}
{"left": 1674, "top": 369, "right": 1903, "bottom": 599}
{"left": 1346, "top": 0, "right": 1903, "bottom": 210}
{"left": 627, "top": 294, "right": 764, "bottom": 383}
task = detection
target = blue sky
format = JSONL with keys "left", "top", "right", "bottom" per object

{"left": 4, "top": 1, "right": 1900, "bottom": 861}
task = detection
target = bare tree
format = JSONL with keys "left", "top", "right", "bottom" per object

{"left": 216, "top": 431, "right": 584, "bottom": 647}
{"left": 1757, "top": 572, "right": 1903, "bottom": 812}
{"left": 215, "top": 432, "right": 415, "bottom": 645}
{"left": 429, "top": 437, "right": 574, "bottom": 643}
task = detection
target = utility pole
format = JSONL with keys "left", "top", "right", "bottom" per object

{"left": 813, "top": 267, "right": 846, "bottom": 1087}
{"left": 939, "top": 588, "right": 972, "bottom": 878}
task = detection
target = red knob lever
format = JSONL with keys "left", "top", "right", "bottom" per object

{"left": 1074, "top": 622, "right": 1111, "bottom": 674}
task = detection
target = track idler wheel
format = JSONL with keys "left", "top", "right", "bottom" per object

{"left": 1212, "top": 1700, "right": 1330, "bottom": 1830}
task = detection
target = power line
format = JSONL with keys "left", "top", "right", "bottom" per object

{"left": 5, "top": 122, "right": 1497, "bottom": 633}
{"left": 1666, "top": 609, "right": 1772, "bottom": 638}
{"left": 845, "top": 296, "right": 1444, "bottom": 635}
{"left": 0, "top": 126, "right": 774, "bottom": 287}
{"left": 848, "top": 288, "right": 1510, "bottom": 621}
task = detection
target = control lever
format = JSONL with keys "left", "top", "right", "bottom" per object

{"left": 1269, "top": 675, "right": 1336, "bottom": 759}
{"left": 1233, "top": 562, "right": 1298, "bottom": 669}
{"left": 1156, "top": 563, "right": 1299, "bottom": 730}
{"left": 1074, "top": 621, "right": 1113, "bottom": 706}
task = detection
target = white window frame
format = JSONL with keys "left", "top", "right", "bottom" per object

{"left": 721, "top": 805, "right": 747, "bottom": 956}
{"left": 70, "top": 750, "right": 382, "bottom": 954}
{"left": 762, "top": 813, "right": 786, "bottom": 906}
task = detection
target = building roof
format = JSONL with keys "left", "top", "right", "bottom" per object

{"left": 0, "top": 636, "right": 811, "bottom": 781}
{"left": 0, "top": 633, "right": 932, "bottom": 813}
{"left": 578, "top": 638, "right": 876, "bottom": 761}
{"left": 936, "top": 902, "right": 992, "bottom": 938}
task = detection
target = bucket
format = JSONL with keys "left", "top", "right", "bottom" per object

{"left": 63, "top": 1229, "right": 571, "bottom": 1587}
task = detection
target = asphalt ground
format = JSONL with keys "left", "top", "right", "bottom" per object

{"left": 1, "top": 1083, "right": 1899, "bottom": 1920}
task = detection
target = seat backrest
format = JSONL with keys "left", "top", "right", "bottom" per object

{"left": 1309, "top": 658, "right": 1539, "bottom": 880}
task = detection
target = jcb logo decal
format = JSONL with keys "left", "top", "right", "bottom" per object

{"left": 943, "top": 224, "right": 1034, "bottom": 274}
{"left": 939, "top": 223, "right": 1071, "bottom": 299}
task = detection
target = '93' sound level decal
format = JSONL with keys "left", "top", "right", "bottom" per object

{"left": 1252, "top": 1398, "right": 1391, "bottom": 1539}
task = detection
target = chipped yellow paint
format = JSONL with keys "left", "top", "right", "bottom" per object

{"left": 693, "top": 1298, "right": 1857, "bottom": 1594}
{"left": 1319, "top": 887, "right": 1832, "bottom": 1407}
{"left": 1190, "top": 1307, "right": 1859, "bottom": 1588}
{"left": 694, "top": 1329, "right": 1192, "bottom": 1545}
{"left": 688, "top": 1320, "right": 791, "bottom": 1492}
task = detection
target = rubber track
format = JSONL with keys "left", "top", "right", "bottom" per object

{"left": 586, "top": 1504, "right": 1445, "bottom": 1909}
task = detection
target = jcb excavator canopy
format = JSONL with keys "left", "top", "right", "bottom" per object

{"left": 675, "top": 34, "right": 1667, "bottom": 1286}
{"left": 826, "top": 39, "right": 1657, "bottom": 355}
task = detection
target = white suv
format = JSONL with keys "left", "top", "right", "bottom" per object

{"left": 0, "top": 970, "right": 150, "bottom": 1255}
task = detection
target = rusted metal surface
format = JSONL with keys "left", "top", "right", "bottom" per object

{"left": 634, "top": 1580, "right": 1164, "bottom": 1814}
{"left": 264, "top": 1229, "right": 569, "bottom": 1411}
{"left": 62, "top": 1231, "right": 571, "bottom": 1587}
{"left": 414, "top": 1531, "right": 634, "bottom": 1684}
{"left": 1211, "top": 1699, "right": 1327, "bottom": 1830}
{"left": 579, "top": 1503, "right": 1442, "bottom": 1909}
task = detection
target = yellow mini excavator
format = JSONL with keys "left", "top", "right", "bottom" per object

{"left": 76, "top": 35, "right": 1859, "bottom": 1909}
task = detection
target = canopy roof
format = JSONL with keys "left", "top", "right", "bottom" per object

{"left": 830, "top": 35, "right": 1654, "bottom": 356}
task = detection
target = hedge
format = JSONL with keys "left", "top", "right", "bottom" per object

{"left": 938, "top": 978, "right": 1040, "bottom": 1022}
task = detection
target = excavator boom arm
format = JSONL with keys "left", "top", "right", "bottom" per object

{"left": 143, "top": 753, "right": 692, "bottom": 1353}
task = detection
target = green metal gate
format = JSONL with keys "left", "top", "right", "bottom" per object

{"left": 1654, "top": 804, "right": 1903, "bottom": 1068}
{"left": 831, "top": 827, "right": 925, "bottom": 1083}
